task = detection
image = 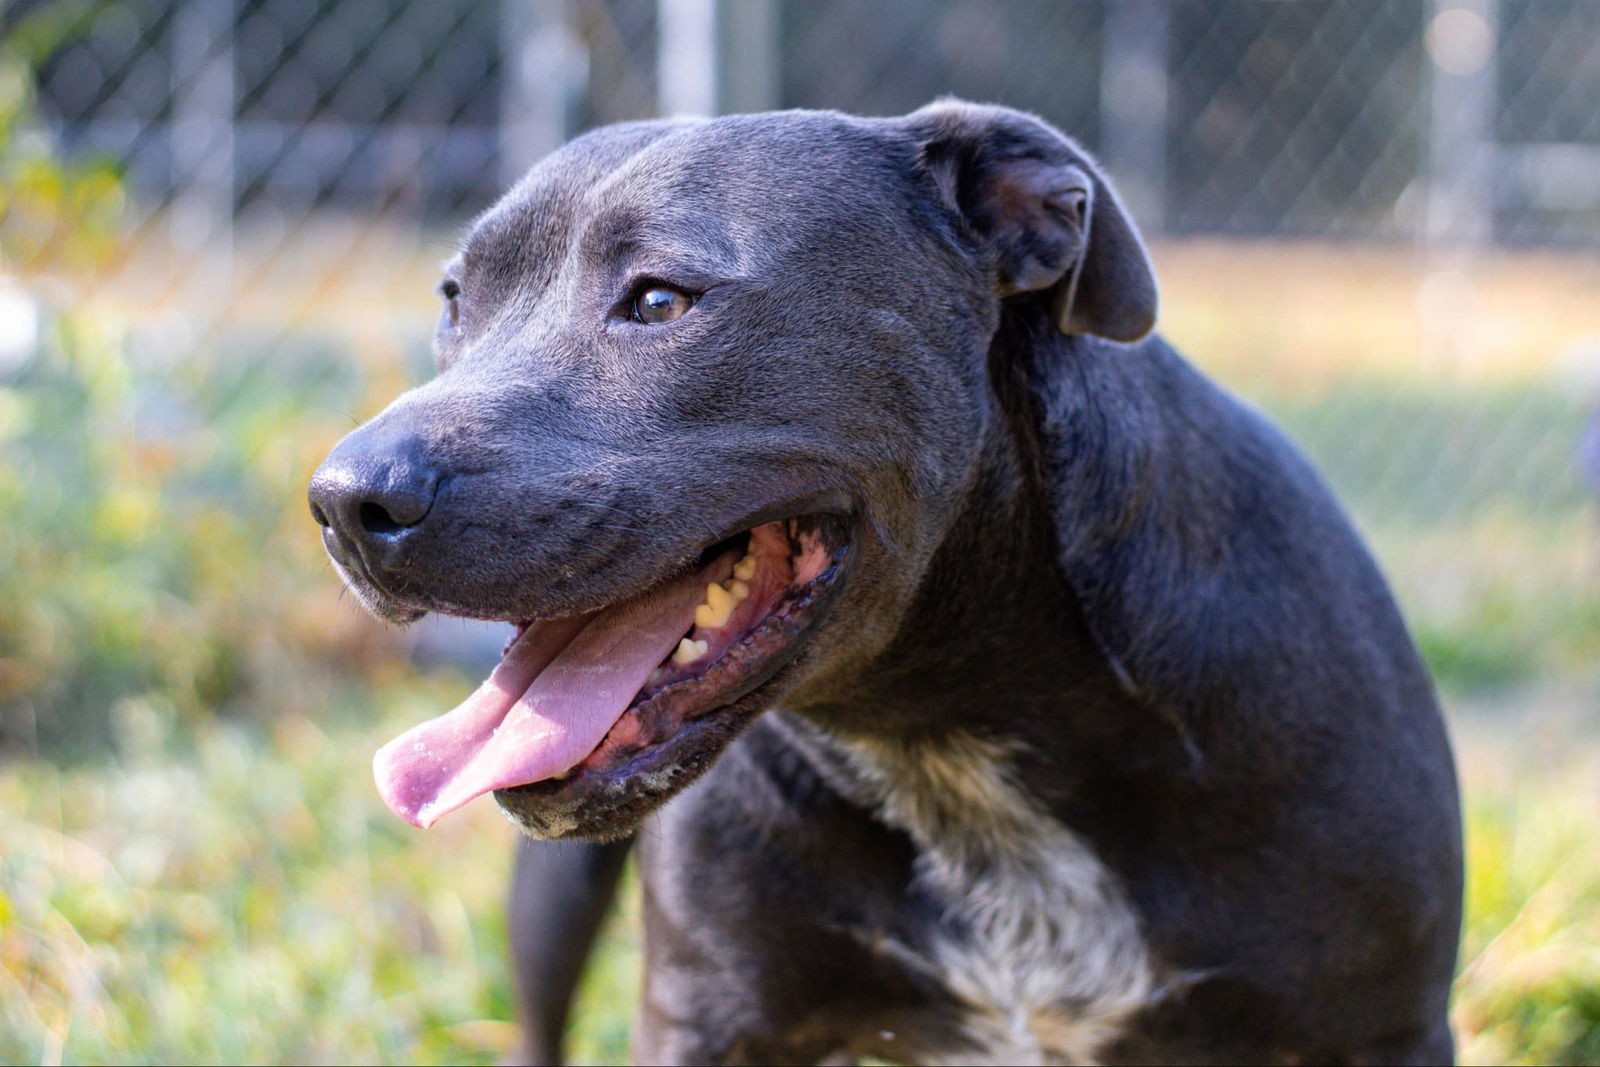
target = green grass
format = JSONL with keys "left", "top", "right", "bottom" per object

{"left": 1270, "top": 380, "right": 1590, "bottom": 527}
{"left": 0, "top": 687, "right": 641, "bottom": 1065}
{"left": 2, "top": 698, "right": 1597, "bottom": 1064}
{"left": 1454, "top": 719, "right": 1600, "bottom": 1066}
{"left": 0, "top": 689, "right": 519, "bottom": 1065}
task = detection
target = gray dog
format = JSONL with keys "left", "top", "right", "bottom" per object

{"left": 310, "top": 101, "right": 1462, "bottom": 1064}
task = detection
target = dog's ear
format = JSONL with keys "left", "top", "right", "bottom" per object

{"left": 906, "top": 101, "right": 1158, "bottom": 343}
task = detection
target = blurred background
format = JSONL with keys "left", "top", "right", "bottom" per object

{"left": 1, "top": 0, "right": 1596, "bottom": 1062}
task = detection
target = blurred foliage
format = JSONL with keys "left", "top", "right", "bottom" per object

{"left": 0, "top": 305, "right": 397, "bottom": 757}
{"left": 0, "top": 0, "right": 406, "bottom": 758}
{"left": 0, "top": 0, "right": 124, "bottom": 272}
{"left": 1270, "top": 382, "right": 1600, "bottom": 692}
{"left": 1274, "top": 382, "right": 1589, "bottom": 527}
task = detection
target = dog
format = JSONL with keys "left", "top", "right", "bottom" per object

{"left": 309, "top": 101, "right": 1463, "bottom": 1064}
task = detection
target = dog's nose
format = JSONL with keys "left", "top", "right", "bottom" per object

{"left": 308, "top": 444, "right": 439, "bottom": 562}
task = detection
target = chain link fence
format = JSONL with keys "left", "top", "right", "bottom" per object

{"left": 2, "top": 0, "right": 1597, "bottom": 750}
{"left": 13, "top": 0, "right": 1600, "bottom": 240}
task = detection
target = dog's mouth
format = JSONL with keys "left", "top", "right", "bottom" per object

{"left": 371, "top": 513, "right": 853, "bottom": 829}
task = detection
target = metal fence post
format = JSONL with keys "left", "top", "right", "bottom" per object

{"left": 1425, "top": 0, "right": 1498, "bottom": 246}
{"left": 1100, "top": 0, "right": 1169, "bottom": 235}
{"left": 657, "top": 0, "right": 719, "bottom": 117}
{"left": 169, "top": 0, "right": 235, "bottom": 271}
{"left": 1419, "top": 0, "right": 1499, "bottom": 373}
{"left": 719, "top": 0, "right": 779, "bottom": 116}
{"left": 500, "top": 0, "right": 584, "bottom": 188}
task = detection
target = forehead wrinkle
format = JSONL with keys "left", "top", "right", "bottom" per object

{"left": 460, "top": 187, "right": 573, "bottom": 304}
{"left": 574, "top": 201, "right": 741, "bottom": 280}
{"left": 586, "top": 147, "right": 782, "bottom": 277}
{"left": 461, "top": 120, "right": 701, "bottom": 298}
{"left": 574, "top": 203, "right": 646, "bottom": 267}
{"left": 595, "top": 113, "right": 910, "bottom": 276}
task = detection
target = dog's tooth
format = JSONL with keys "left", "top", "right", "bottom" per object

{"left": 730, "top": 580, "right": 750, "bottom": 599}
{"left": 694, "top": 582, "right": 737, "bottom": 629}
{"left": 671, "top": 637, "right": 708, "bottom": 665}
{"left": 733, "top": 556, "right": 757, "bottom": 581}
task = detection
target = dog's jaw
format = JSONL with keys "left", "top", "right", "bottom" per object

{"left": 368, "top": 513, "right": 857, "bottom": 836}
{"left": 492, "top": 514, "right": 858, "bottom": 839}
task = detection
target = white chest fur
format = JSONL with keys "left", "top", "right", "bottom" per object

{"left": 840, "top": 732, "right": 1157, "bottom": 1066}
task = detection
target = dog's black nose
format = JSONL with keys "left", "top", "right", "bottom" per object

{"left": 309, "top": 442, "right": 439, "bottom": 563}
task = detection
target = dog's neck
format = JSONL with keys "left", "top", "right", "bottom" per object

{"left": 783, "top": 316, "right": 1207, "bottom": 847}
{"left": 800, "top": 316, "right": 1147, "bottom": 741}
{"left": 763, "top": 320, "right": 1176, "bottom": 1058}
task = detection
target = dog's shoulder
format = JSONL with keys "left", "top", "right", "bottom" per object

{"left": 1018, "top": 331, "right": 1461, "bottom": 975}
{"left": 1029, "top": 332, "right": 1446, "bottom": 765}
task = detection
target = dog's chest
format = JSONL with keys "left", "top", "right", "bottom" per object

{"left": 841, "top": 734, "right": 1156, "bottom": 1066}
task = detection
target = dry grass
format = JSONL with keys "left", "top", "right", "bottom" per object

{"left": 1155, "top": 238, "right": 1600, "bottom": 394}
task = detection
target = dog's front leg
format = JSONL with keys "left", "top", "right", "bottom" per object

{"left": 632, "top": 1011, "right": 853, "bottom": 1066}
{"left": 507, "top": 836, "right": 632, "bottom": 1065}
{"left": 630, "top": 808, "right": 869, "bottom": 1067}
{"left": 631, "top": 940, "right": 852, "bottom": 1067}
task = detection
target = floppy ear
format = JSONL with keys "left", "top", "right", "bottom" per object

{"left": 906, "top": 101, "right": 1158, "bottom": 343}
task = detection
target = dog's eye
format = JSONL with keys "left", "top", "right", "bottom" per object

{"left": 632, "top": 286, "right": 694, "bottom": 325}
{"left": 439, "top": 279, "right": 461, "bottom": 329}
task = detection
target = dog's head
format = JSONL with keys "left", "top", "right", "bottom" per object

{"left": 309, "top": 101, "right": 1156, "bottom": 839}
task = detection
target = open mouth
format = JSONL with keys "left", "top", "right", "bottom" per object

{"left": 372, "top": 513, "right": 853, "bottom": 829}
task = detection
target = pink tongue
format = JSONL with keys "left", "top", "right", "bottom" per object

{"left": 372, "top": 568, "right": 709, "bottom": 828}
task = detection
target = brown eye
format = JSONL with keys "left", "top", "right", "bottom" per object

{"left": 632, "top": 286, "right": 694, "bottom": 324}
{"left": 439, "top": 279, "right": 461, "bottom": 329}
